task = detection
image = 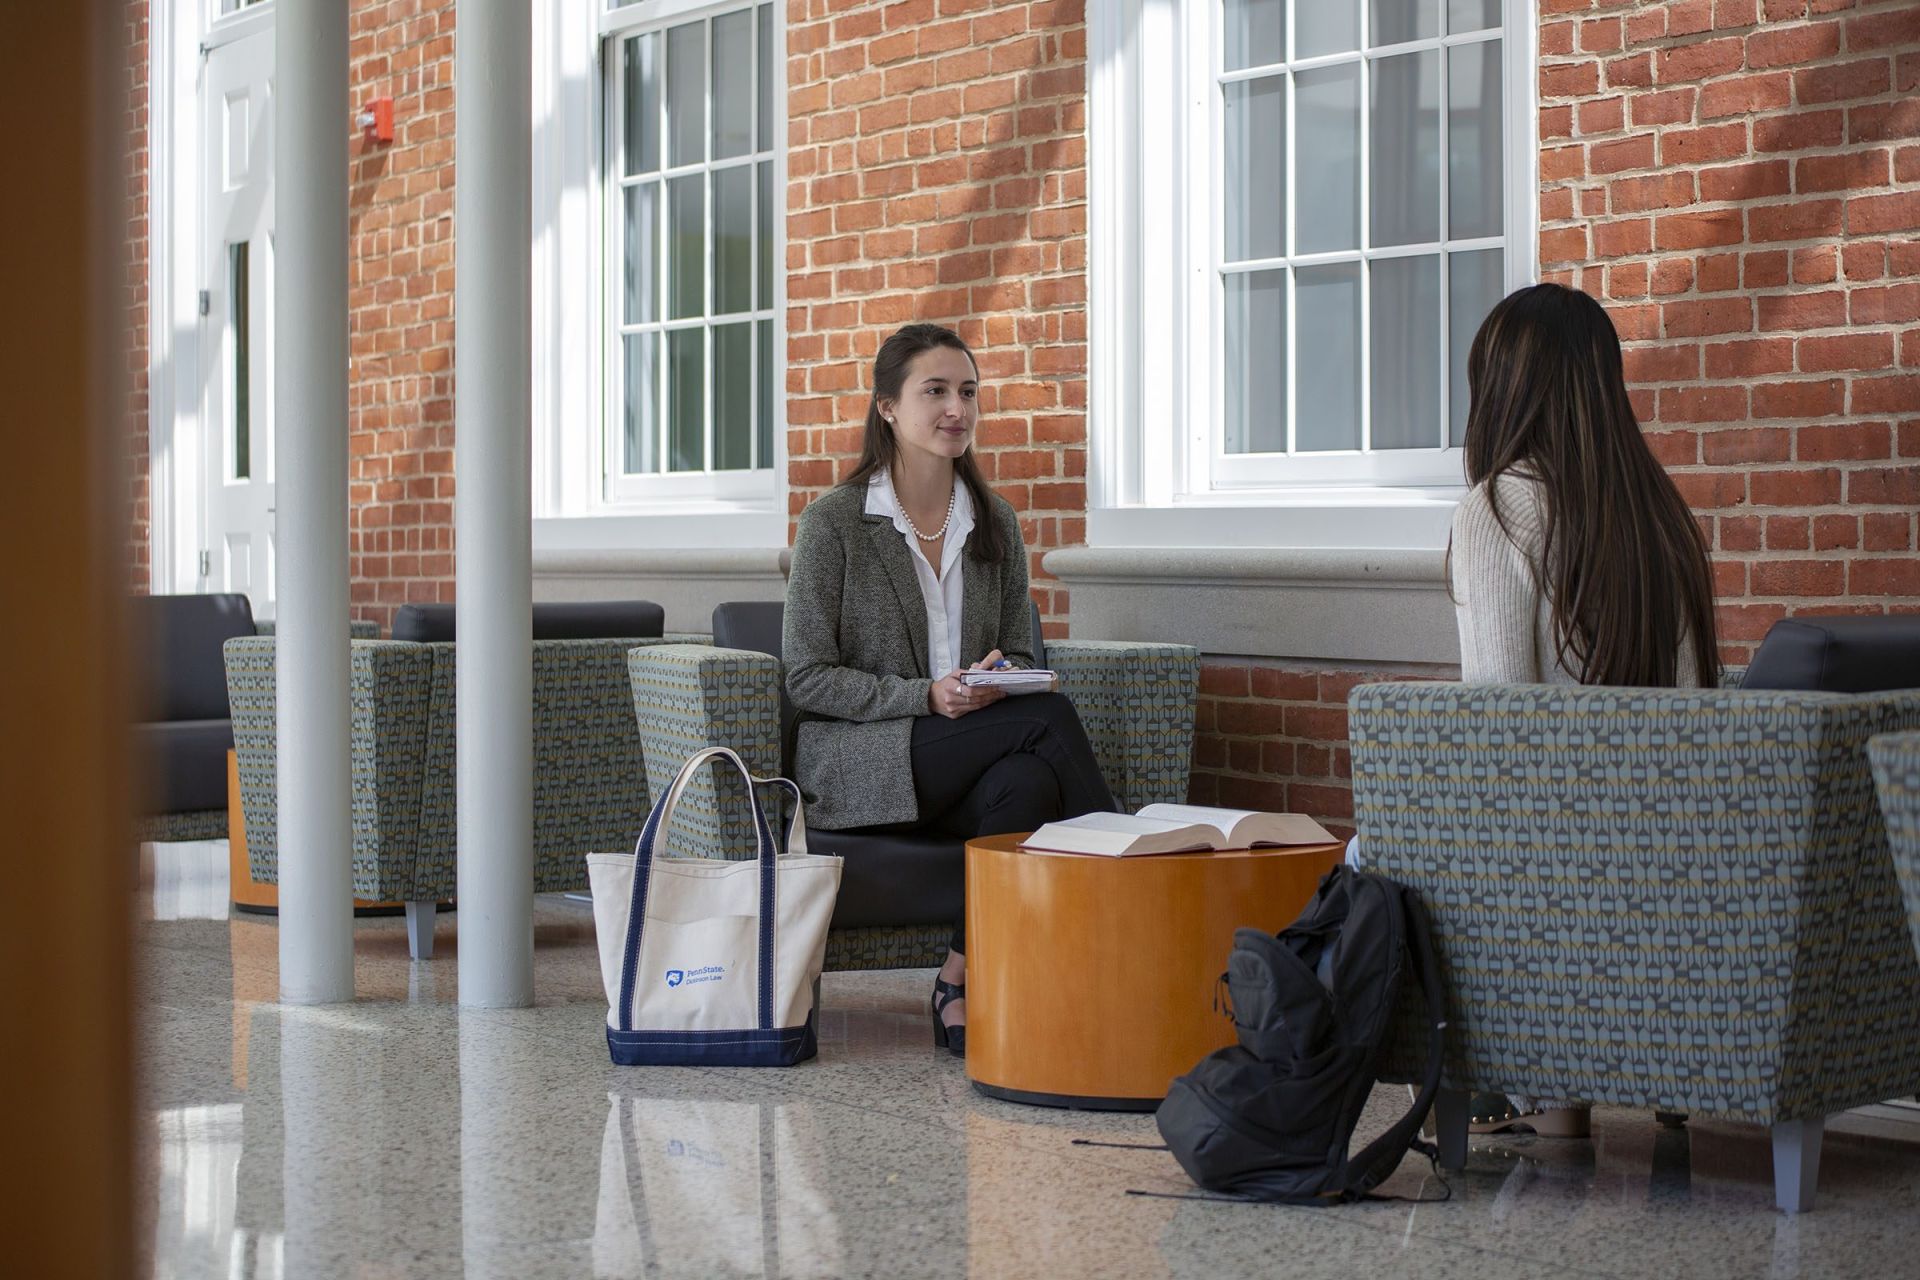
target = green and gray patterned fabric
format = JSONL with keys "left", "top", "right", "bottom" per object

{"left": 225, "top": 635, "right": 670, "bottom": 901}
{"left": 135, "top": 810, "right": 228, "bottom": 843}
{"left": 1048, "top": 640, "right": 1200, "bottom": 814}
{"left": 626, "top": 638, "right": 1199, "bottom": 970}
{"left": 1869, "top": 731, "right": 1920, "bottom": 974}
{"left": 1350, "top": 682, "right": 1920, "bottom": 1125}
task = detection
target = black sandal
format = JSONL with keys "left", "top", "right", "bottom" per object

{"left": 931, "top": 978, "right": 966, "bottom": 1057}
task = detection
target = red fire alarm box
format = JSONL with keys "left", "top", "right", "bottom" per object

{"left": 359, "top": 98, "right": 395, "bottom": 145}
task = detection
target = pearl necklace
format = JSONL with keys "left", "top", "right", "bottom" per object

{"left": 890, "top": 474, "right": 956, "bottom": 543}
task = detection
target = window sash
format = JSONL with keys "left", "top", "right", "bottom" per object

{"left": 601, "top": 0, "right": 778, "bottom": 501}
{"left": 1088, "top": 0, "right": 1536, "bottom": 514}
{"left": 1198, "top": 2, "right": 1517, "bottom": 491}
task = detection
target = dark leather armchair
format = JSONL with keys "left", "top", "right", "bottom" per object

{"left": 132, "top": 594, "right": 258, "bottom": 840}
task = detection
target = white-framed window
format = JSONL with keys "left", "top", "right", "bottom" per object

{"left": 1088, "top": 0, "right": 1536, "bottom": 547}
{"left": 531, "top": 0, "right": 787, "bottom": 550}
{"left": 603, "top": 0, "right": 779, "bottom": 503}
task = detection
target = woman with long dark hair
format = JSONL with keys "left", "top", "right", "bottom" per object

{"left": 782, "top": 322, "right": 1117, "bottom": 1057}
{"left": 1452, "top": 282, "right": 1719, "bottom": 690}
{"left": 1450, "top": 282, "right": 1719, "bottom": 1135}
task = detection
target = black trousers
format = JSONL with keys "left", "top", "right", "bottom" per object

{"left": 875, "top": 692, "right": 1118, "bottom": 955}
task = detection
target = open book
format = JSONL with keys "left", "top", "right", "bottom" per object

{"left": 1020, "top": 804, "right": 1336, "bottom": 856}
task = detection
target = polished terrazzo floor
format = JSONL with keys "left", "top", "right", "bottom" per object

{"left": 139, "top": 840, "right": 1920, "bottom": 1279}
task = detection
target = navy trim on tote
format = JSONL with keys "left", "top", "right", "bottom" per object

{"left": 606, "top": 1017, "right": 818, "bottom": 1068}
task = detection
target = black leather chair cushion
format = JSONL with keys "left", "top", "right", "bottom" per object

{"left": 134, "top": 718, "right": 235, "bottom": 814}
{"left": 391, "top": 600, "right": 666, "bottom": 643}
{"left": 804, "top": 826, "right": 965, "bottom": 930}
{"left": 1742, "top": 615, "right": 1920, "bottom": 693}
{"left": 712, "top": 600, "right": 784, "bottom": 656}
{"left": 134, "top": 593, "right": 256, "bottom": 722}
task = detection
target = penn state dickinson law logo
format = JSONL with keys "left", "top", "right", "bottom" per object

{"left": 665, "top": 969, "right": 685, "bottom": 988}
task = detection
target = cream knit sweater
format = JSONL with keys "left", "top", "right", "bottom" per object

{"left": 1449, "top": 471, "right": 1701, "bottom": 687}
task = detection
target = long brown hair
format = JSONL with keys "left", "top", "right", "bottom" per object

{"left": 1457, "top": 283, "right": 1718, "bottom": 687}
{"left": 842, "top": 323, "right": 1006, "bottom": 563}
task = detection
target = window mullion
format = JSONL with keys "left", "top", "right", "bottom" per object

{"left": 1283, "top": 11, "right": 1297, "bottom": 459}
{"left": 1437, "top": 25, "right": 1452, "bottom": 451}
{"left": 1358, "top": 42, "right": 1371, "bottom": 456}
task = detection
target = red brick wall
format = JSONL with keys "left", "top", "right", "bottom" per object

{"left": 119, "top": 1, "right": 1918, "bottom": 832}
{"left": 783, "top": 0, "right": 1089, "bottom": 627}
{"left": 125, "top": 0, "right": 150, "bottom": 592}
{"left": 1189, "top": 659, "right": 1454, "bottom": 840}
{"left": 346, "top": 0, "right": 459, "bottom": 632}
{"left": 1537, "top": 0, "right": 1920, "bottom": 662}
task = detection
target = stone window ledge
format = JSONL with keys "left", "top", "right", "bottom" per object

{"left": 1041, "top": 547, "right": 1461, "bottom": 666}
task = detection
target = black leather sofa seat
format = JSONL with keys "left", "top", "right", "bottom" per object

{"left": 392, "top": 600, "right": 666, "bottom": 642}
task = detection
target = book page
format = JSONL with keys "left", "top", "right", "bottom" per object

{"left": 1019, "top": 812, "right": 1212, "bottom": 855}
{"left": 1138, "top": 803, "right": 1259, "bottom": 829}
{"left": 1139, "top": 803, "right": 1333, "bottom": 847}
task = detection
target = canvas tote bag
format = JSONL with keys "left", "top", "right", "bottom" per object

{"left": 587, "top": 746, "right": 843, "bottom": 1067}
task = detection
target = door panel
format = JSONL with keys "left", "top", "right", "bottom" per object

{"left": 202, "top": 29, "right": 276, "bottom": 618}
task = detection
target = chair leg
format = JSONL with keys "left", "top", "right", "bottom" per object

{"left": 1435, "top": 1087, "right": 1470, "bottom": 1171}
{"left": 405, "top": 901, "right": 435, "bottom": 961}
{"left": 1771, "top": 1117, "right": 1824, "bottom": 1214}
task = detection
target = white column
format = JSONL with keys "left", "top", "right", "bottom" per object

{"left": 275, "top": 0, "right": 354, "bottom": 1004}
{"left": 455, "top": 0, "right": 535, "bottom": 1007}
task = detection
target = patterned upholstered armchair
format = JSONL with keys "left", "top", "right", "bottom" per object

{"left": 1869, "top": 731, "right": 1920, "bottom": 973}
{"left": 1350, "top": 683, "right": 1920, "bottom": 1213}
{"left": 225, "top": 633, "right": 681, "bottom": 958}
{"left": 627, "top": 602, "right": 1200, "bottom": 971}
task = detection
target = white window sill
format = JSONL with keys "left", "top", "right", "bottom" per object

{"left": 532, "top": 508, "right": 787, "bottom": 553}
{"left": 1086, "top": 492, "right": 1463, "bottom": 551}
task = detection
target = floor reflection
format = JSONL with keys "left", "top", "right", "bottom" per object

{"left": 135, "top": 841, "right": 1920, "bottom": 1280}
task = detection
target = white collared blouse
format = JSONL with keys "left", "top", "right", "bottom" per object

{"left": 864, "top": 469, "right": 976, "bottom": 678}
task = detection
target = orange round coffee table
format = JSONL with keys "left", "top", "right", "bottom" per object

{"left": 964, "top": 832, "right": 1345, "bottom": 1110}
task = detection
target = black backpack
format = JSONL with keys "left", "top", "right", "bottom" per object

{"left": 1154, "top": 866, "right": 1447, "bottom": 1204}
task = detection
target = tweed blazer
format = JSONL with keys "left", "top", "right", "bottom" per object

{"left": 783, "top": 480, "right": 1036, "bottom": 830}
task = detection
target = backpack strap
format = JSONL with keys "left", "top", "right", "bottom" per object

{"left": 1336, "top": 885, "right": 1447, "bottom": 1201}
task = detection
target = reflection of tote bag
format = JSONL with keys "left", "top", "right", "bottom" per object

{"left": 587, "top": 746, "right": 842, "bottom": 1066}
{"left": 592, "top": 1095, "right": 842, "bottom": 1279}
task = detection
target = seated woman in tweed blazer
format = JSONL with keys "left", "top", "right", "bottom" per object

{"left": 783, "top": 322, "right": 1117, "bottom": 1057}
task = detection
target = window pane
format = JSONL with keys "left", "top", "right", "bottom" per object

{"left": 756, "top": 318, "right": 772, "bottom": 468}
{"left": 1370, "top": 51, "right": 1440, "bottom": 248}
{"left": 756, "top": 160, "right": 773, "bottom": 309}
{"left": 713, "top": 9, "right": 754, "bottom": 161}
{"left": 1223, "top": 269, "right": 1286, "bottom": 454}
{"left": 1295, "top": 0, "right": 1357, "bottom": 57}
{"left": 623, "top": 182, "right": 658, "bottom": 324}
{"left": 669, "top": 329, "right": 706, "bottom": 471}
{"left": 623, "top": 333, "right": 660, "bottom": 474}
{"left": 714, "top": 167, "right": 752, "bottom": 315}
{"left": 1448, "top": 248, "right": 1505, "bottom": 446}
{"left": 229, "top": 241, "right": 250, "bottom": 480}
{"left": 714, "top": 322, "right": 753, "bottom": 471}
{"left": 1372, "top": 0, "right": 1438, "bottom": 47}
{"left": 668, "top": 175, "right": 705, "bottom": 320}
{"left": 622, "top": 34, "right": 659, "bottom": 177}
{"left": 1294, "top": 263, "right": 1361, "bottom": 451}
{"left": 1223, "top": 0, "right": 1283, "bottom": 72}
{"left": 1449, "top": 40, "right": 1503, "bottom": 239}
{"left": 756, "top": 3, "right": 773, "bottom": 152}
{"left": 1447, "top": 0, "right": 1502, "bottom": 35}
{"left": 667, "top": 22, "right": 705, "bottom": 167}
{"left": 1294, "top": 64, "right": 1360, "bottom": 254}
{"left": 1223, "top": 77, "right": 1285, "bottom": 263}
{"left": 1369, "top": 255, "right": 1441, "bottom": 450}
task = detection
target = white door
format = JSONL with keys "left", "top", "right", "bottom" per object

{"left": 200, "top": 28, "right": 276, "bottom": 619}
